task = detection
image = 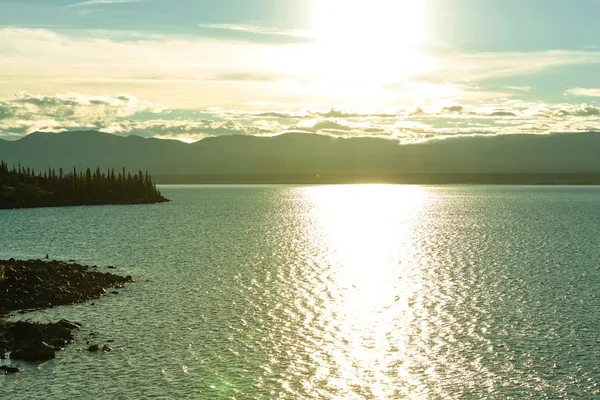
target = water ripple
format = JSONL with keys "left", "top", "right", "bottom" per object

{"left": 2, "top": 185, "right": 600, "bottom": 398}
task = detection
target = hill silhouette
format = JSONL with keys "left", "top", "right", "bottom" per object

{"left": 1, "top": 131, "right": 600, "bottom": 184}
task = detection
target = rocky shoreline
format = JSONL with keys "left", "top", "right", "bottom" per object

{"left": 0, "top": 259, "right": 134, "bottom": 373}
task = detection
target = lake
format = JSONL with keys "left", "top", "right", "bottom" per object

{"left": 1, "top": 185, "right": 600, "bottom": 399}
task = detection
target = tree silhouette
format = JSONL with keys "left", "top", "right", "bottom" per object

{"left": 0, "top": 160, "right": 168, "bottom": 209}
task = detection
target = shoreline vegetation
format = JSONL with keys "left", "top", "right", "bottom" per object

{"left": 0, "top": 160, "right": 169, "bottom": 209}
{"left": 0, "top": 259, "right": 134, "bottom": 372}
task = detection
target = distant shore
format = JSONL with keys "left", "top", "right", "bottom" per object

{"left": 153, "top": 173, "right": 600, "bottom": 185}
{"left": 0, "top": 259, "right": 134, "bottom": 367}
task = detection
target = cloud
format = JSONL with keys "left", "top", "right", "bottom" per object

{"left": 0, "top": 91, "right": 285, "bottom": 140}
{"left": 306, "top": 120, "right": 353, "bottom": 132}
{"left": 441, "top": 105, "right": 464, "bottom": 114}
{"left": 3, "top": 28, "right": 600, "bottom": 110}
{"left": 7, "top": 91, "right": 165, "bottom": 120}
{"left": 197, "top": 24, "right": 314, "bottom": 44}
{"left": 415, "top": 50, "right": 600, "bottom": 83}
{"left": 489, "top": 111, "right": 517, "bottom": 117}
{"left": 554, "top": 104, "right": 600, "bottom": 117}
{"left": 0, "top": 91, "right": 166, "bottom": 136}
{"left": 214, "top": 72, "right": 286, "bottom": 82}
{"left": 68, "top": 0, "right": 142, "bottom": 7}
{"left": 316, "top": 109, "right": 397, "bottom": 118}
{"left": 2, "top": 91, "right": 600, "bottom": 143}
{"left": 566, "top": 88, "right": 600, "bottom": 97}
{"left": 101, "top": 119, "right": 273, "bottom": 139}
{"left": 505, "top": 86, "right": 533, "bottom": 92}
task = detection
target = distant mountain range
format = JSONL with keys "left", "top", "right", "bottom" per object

{"left": 1, "top": 131, "right": 600, "bottom": 184}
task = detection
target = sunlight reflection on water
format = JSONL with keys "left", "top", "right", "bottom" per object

{"left": 296, "top": 185, "right": 428, "bottom": 398}
{"left": 2, "top": 185, "right": 600, "bottom": 399}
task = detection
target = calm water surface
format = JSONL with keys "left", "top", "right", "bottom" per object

{"left": 1, "top": 185, "right": 600, "bottom": 399}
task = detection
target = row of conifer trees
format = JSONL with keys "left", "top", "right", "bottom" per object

{"left": 0, "top": 160, "right": 166, "bottom": 206}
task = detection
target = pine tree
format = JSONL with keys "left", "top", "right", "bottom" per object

{"left": 0, "top": 160, "right": 166, "bottom": 208}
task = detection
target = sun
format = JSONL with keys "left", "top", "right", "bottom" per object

{"left": 312, "top": 0, "right": 428, "bottom": 49}
{"left": 309, "top": 0, "right": 430, "bottom": 85}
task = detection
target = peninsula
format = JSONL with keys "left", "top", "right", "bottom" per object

{"left": 0, "top": 160, "right": 169, "bottom": 209}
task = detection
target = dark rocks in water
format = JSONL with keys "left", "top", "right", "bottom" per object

{"left": 3, "top": 319, "right": 82, "bottom": 357}
{"left": 111, "top": 291, "right": 119, "bottom": 295}
{"left": 11, "top": 341, "right": 55, "bottom": 361}
{"left": 107, "top": 266, "right": 117, "bottom": 269}
{"left": 57, "top": 319, "right": 82, "bottom": 330}
{"left": 0, "top": 259, "right": 134, "bottom": 369}
{"left": 0, "top": 259, "right": 134, "bottom": 313}
{"left": 11, "top": 321, "right": 43, "bottom": 340}
{"left": 44, "top": 323, "right": 74, "bottom": 342}
{"left": 0, "top": 365, "right": 20, "bottom": 374}
{"left": 88, "top": 344, "right": 99, "bottom": 352}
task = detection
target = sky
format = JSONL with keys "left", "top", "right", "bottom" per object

{"left": 0, "top": 0, "right": 599, "bottom": 142}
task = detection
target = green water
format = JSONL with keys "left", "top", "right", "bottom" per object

{"left": 1, "top": 185, "right": 600, "bottom": 399}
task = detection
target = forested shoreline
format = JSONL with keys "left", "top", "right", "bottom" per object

{"left": 0, "top": 160, "right": 169, "bottom": 209}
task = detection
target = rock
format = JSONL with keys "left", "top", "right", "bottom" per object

{"left": 0, "top": 348, "right": 6, "bottom": 359}
{"left": 107, "top": 266, "right": 117, "bottom": 269}
{"left": 111, "top": 291, "right": 119, "bottom": 295}
{"left": 10, "top": 321, "right": 43, "bottom": 340}
{"left": 44, "top": 323, "right": 74, "bottom": 342}
{"left": 0, "top": 258, "right": 135, "bottom": 313}
{"left": 11, "top": 341, "right": 55, "bottom": 361}
{"left": 0, "top": 365, "right": 20, "bottom": 374}
{"left": 56, "top": 319, "right": 82, "bottom": 330}
{"left": 47, "top": 338, "right": 68, "bottom": 350}
{"left": 102, "top": 345, "right": 112, "bottom": 352}
{"left": 88, "top": 344, "right": 99, "bottom": 352}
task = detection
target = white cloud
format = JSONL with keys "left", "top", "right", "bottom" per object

{"left": 505, "top": 86, "right": 533, "bottom": 92}
{"left": 197, "top": 24, "right": 312, "bottom": 39}
{"left": 0, "top": 28, "right": 300, "bottom": 108}
{"left": 566, "top": 88, "right": 600, "bottom": 97}
{"left": 68, "top": 0, "right": 142, "bottom": 8}
{"left": 3, "top": 28, "right": 600, "bottom": 110}
{"left": 0, "top": 91, "right": 166, "bottom": 136}
{"left": 2, "top": 91, "right": 600, "bottom": 142}
{"left": 417, "top": 50, "right": 600, "bottom": 83}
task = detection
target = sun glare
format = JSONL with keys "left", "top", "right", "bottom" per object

{"left": 300, "top": 185, "right": 428, "bottom": 397}
{"left": 310, "top": 0, "right": 430, "bottom": 84}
